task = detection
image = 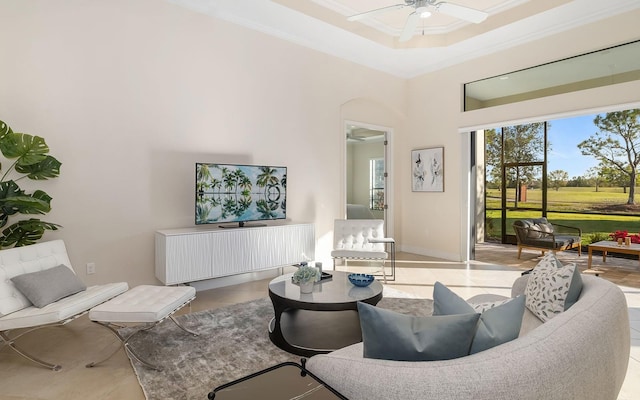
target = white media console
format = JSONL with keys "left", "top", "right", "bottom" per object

{"left": 155, "top": 223, "right": 315, "bottom": 285}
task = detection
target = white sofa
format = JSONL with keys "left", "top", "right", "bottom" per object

{"left": 0, "top": 240, "right": 128, "bottom": 370}
{"left": 307, "top": 275, "right": 630, "bottom": 400}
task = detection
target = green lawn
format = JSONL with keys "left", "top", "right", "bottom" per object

{"left": 485, "top": 210, "right": 639, "bottom": 244}
{"left": 484, "top": 186, "right": 640, "bottom": 243}
{"left": 486, "top": 187, "right": 637, "bottom": 212}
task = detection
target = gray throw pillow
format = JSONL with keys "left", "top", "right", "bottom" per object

{"left": 11, "top": 265, "right": 87, "bottom": 308}
{"left": 538, "top": 223, "right": 554, "bottom": 235}
{"left": 527, "top": 223, "right": 542, "bottom": 239}
{"left": 433, "top": 281, "right": 525, "bottom": 354}
{"left": 357, "top": 301, "right": 480, "bottom": 361}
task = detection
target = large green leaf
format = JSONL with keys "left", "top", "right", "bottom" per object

{"left": 0, "top": 180, "right": 25, "bottom": 217}
{"left": 0, "top": 120, "right": 13, "bottom": 141}
{"left": 15, "top": 155, "right": 61, "bottom": 180}
{"left": 0, "top": 132, "right": 48, "bottom": 166}
{"left": 0, "top": 194, "right": 51, "bottom": 214}
{"left": 0, "top": 196, "right": 51, "bottom": 219}
{"left": 0, "top": 181, "right": 51, "bottom": 219}
{"left": 0, "top": 120, "right": 12, "bottom": 171}
{"left": 0, "top": 218, "right": 61, "bottom": 248}
{"left": 6, "top": 190, "right": 52, "bottom": 213}
{"left": 0, "top": 179, "right": 23, "bottom": 197}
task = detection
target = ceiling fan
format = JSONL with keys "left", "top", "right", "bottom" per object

{"left": 347, "top": 0, "right": 489, "bottom": 42}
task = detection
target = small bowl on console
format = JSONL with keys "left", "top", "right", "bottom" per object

{"left": 348, "top": 273, "right": 375, "bottom": 287}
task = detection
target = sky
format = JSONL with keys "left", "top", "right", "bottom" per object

{"left": 546, "top": 114, "right": 602, "bottom": 178}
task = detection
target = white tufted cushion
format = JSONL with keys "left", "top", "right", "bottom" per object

{"left": 89, "top": 285, "right": 196, "bottom": 323}
{"left": 0, "top": 240, "right": 75, "bottom": 316}
{"left": 331, "top": 219, "right": 387, "bottom": 259}
{"left": 0, "top": 282, "right": 128, "bottom": 330}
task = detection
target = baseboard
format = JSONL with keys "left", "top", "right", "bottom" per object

{"left": 188, "top": 266, "right": 297, "bottom": 291}
{"left": 399, "top": 244, "right": 460, "bottom": 262}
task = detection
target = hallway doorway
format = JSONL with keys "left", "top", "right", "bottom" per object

{"left": 345, "top": 121, "right": 393, "bottom": 237}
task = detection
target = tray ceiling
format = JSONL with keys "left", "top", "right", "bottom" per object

{"left": 167, "top": 0, "right": 640, "bottom": 78}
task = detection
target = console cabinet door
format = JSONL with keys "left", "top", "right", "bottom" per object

{"left": 155, "top": 224, "right": 315, "bottom": 285}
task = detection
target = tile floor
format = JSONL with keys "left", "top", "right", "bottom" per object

{"left": 0, "top": 243, "right": 638, "bottom": 399}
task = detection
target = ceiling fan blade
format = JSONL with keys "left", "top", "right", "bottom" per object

{"left": 399, "top": 12, "right": 420, "bottom": 42}
{"left": 347, "top": 4, "right": 407, "bottom": 22}
{"left": 435, "top": 2, "right": 488, "bottom": 23}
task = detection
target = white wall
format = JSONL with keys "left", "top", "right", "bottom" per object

{"left": 0, "top": 0, "right": 405, "bottom": 286}
{"left": 400, "top": 8, "right": 640, "bottom": 260}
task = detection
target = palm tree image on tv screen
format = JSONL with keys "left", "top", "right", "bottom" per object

{"left": 195, "top": 163, "right": 287, "bottom": 226}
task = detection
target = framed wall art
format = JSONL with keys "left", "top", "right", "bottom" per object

{"left": 411, "top": 147, "right": 444, "bottom": 192}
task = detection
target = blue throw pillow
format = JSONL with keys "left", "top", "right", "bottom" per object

{"left": 433, "top": 281, "right": 525, "bottom": 354}
{"left": 565, "top": 264, "right": 583, "bottom": 310}
{"left": 357, "top": 301, "right": 479, "bottom": 361}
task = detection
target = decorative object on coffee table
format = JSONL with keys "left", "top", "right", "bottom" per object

{"left": 292, "top": 265, "right": 320, "bottom": 293}
{"left": 348, "top": 273, "right": 375, "bottom": 287}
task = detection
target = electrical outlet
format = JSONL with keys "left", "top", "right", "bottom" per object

{"left": 86, "top": 262, "right": 96, "bottom": 275}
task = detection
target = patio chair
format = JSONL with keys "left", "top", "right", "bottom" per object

{"left": 513, "top": 217, "right": 582, "bottom": 259}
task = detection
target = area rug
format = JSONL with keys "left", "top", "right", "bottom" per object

{"left": 124, "top": 287, "right": 432, "bottom": 400}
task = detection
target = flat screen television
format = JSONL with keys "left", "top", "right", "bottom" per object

{"left": 195, "top": 163, "right": 287, "bottom": 227}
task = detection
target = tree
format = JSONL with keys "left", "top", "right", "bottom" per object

{"left": 485, "top": 123, "right": 545, "bottom": 206}
{"left": 566, "top": 176, "right": 588, "bottom": 187}
{"left": 548, "top": 170, "right": 569, "bottom": 191}
{"left": 600, "top": 165, "right": 630, "bottom": 193}
{"left": 584, "top": 166, "right": 604, "bottom": 192}
{"left": 577, "top": 109, "right": 640, "bottom": 204}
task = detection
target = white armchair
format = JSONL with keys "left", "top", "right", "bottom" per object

{"left": 331, "top": 219, "right": 395, "bottom": 281}
{"left": 0, "top": 240, "right": 128, "bottom": 370}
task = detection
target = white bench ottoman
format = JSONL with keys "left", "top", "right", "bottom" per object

{"left": 87, "top": 285, "right": 197, "bottom": 370}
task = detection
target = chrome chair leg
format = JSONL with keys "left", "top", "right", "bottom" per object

{"left": 1, "top": 331, "right": 62, "bottom": 371}
{"left": 87, "top": 298, "right": 198, "bottom": 371}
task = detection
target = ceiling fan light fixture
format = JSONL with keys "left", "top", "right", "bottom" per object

{"left": 416, "top": 7, "right": 431, "bottom": 18}
{"left": 349, "top": 0, "right": 489, "bottom": 42}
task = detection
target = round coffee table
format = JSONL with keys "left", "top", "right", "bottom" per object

{"left": 268, "top": 270, "right": 383, "bottom": 357}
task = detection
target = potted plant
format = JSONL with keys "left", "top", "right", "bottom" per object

{"left": 0, "top": 120, "right": 61, "bottom": 248}
{"left": 292, "top": 265, "right": 319, "bottom": 293}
